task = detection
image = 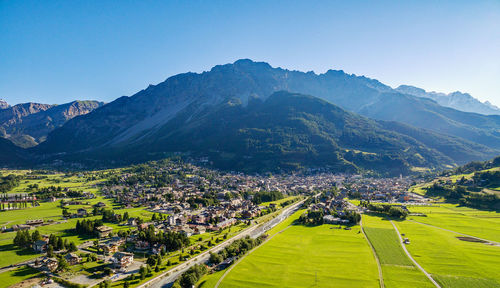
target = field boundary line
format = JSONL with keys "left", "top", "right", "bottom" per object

{"left": 409, "top": 220, "right": 500, "bottom": 246}
{"left": 360, "top": 219, "right": 384, "bottom": 288}
{"left": 214, "top": 226, "right": 292, "bottom": 288}
{"left": 390, "top": 221, "right": 441, "bottom": 288}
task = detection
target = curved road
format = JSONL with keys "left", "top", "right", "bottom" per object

{"left": 141, "top": 198, "right": 307, "bottom": 288}
{"left": 390, "top": 221, "right": 441, "bottom": 288}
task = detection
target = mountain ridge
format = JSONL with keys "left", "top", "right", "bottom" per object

{"left": 396, "top": 85, "right": 500, "bottom": 115}
{"left": 0, "top": 100, "right": 104, "bottom": 147}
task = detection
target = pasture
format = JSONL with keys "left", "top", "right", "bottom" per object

{"left": 407, "top": 204, "right": 500, "bottom": 242}
{"left": 394, "top": 219, "right": 500, "bottom": 287}
{"left": 0, "top": 266, "right": 41, "bottom": 287}
{"left": 217, "top": 223, "right": 379, "bottom": 288}
{"left": 362, "top": 215, "right": 433, "bottom": 288}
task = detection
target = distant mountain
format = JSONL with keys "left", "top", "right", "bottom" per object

{"left": 396, "top": 85, "right": 500, "bottom": 115}
{"left": 0, "top": 100, "right": 104, "bottom": 147}
{"left": 38, "top": 59, "right": 500, "bottom": 152}
{"left": 35, "top": 87, "right": 496, "bottom": 175}
{"left": 0, "top": 99, "right": 9, "bottom": 109}
{"left": 5, "top": 58, "right": 492, "bottom": 174}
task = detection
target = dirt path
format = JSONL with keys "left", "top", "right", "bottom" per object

{"left": 360, "top": 219, "right": 384, "bottom": 288}
{"left": 390, "top": 221, "right": 441, "bottom": 288}
{"left": 215, "top": 226, "right": 292, "bottom": 288}
{"left": 409, "top": 220, "right": 500, "bottom": 246}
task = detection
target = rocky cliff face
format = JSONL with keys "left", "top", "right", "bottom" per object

{"left": 396, "top": 85, "right": 500, "bottom": 115}
{"left": 0, "top": 100, "right": 104, "bottom": 147}
{"left": 0, "top": 99, "right": 9, "bottom": 109}
{"left": 29, "top": 60, "right": 499, "bottom": 173}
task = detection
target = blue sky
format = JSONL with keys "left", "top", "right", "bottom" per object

{"left": 1, "top": 0, "right": 499, "bottom": 106}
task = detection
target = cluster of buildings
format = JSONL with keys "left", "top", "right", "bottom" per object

{"left": 341, "top": 175, "right": 419, "bottom": 202}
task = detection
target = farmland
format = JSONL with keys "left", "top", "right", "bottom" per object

{"left": 406, "top": 204, "right": 500, "bottom": 242}
{"left": 394, "top": 217, "right": 500, "bottom": 287}
{"left": 216, "top": 221, "right": 379, "bottom": 288}
{"left": 362, "top": 215, "right": 434, "bottom": 288}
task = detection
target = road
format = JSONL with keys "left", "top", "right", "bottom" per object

{"left": 142, "top": 198, "right": 307, "bottom": 288}
{"left": 390, "top": 220, "right": 441, "bottom": 288}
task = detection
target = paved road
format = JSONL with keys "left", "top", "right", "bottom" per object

{"left": 409, "top": 220, "right": 500, "bottom": 246}
{"left": 390, "top": 221, "right": 441, "bottom": 288}
{"left": 142, "top": 199, "right": 307, "bottom": 288}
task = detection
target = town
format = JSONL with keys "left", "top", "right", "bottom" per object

{"left": 0, "top": 160, "right": 430, "bottom": 288}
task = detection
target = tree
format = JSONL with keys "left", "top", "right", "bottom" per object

{"left": 209, "top": 252, "right": 222, "bottom": 264}
{"left": 31, "top": 230, "right": 42, "bottom": 242}
{"left": 47, "top": 245, "right": 54, "bottom": 257}
{"left": 68, "top": 242, "right": 78, "bottom": 252}
{"left": 123, "top": 281, "right": 130, "bottom": 288}
{"left": 57, "top": 257, "right": 69, "bottom": 271}
{"left": 140, "top": 266, "right": 147, "bottom": 280}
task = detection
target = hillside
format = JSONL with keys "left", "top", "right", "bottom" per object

{"left": 31, "top": 91, "right": 498, "bottom": 175}
{"left": 0, "top": 137, "right": 28, "bottom": 166}
{"left": 0, "top": 100, "right": 104, "bottom": 147}
{"left": 414, "top": 155, "right": 500, "bottom": 210}
{"left": 36, "top": 60, "right": 500, "bottom": 158}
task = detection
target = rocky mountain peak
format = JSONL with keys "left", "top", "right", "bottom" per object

{"left": 0, "top": 99, "right": 9, "bottom": 109}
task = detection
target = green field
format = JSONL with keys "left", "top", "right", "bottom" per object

{"left": 0, "top": 266, "right": 41, "bottom": 287}
{"left": 217, "top": 223, "right": 379, "bottom": 288}
{"left": 394, "top": 219, "right": 500, "bottom": 287}
{"left": 362, "top": 215, "right": 434, "bottom": 288}
{"left": 407, "top": 204, "right": 500, "bottom": 242}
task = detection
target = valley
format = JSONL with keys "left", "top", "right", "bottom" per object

{"left": 0, "top": 157, "right": 498, "bottom": 288}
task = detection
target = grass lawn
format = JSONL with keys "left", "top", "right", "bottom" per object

{"left": 394, "top": 219, "right": 500, "bottom": 287}
{"left": 197, "top": 270, "right": 226, "bottom": 288}
{"left": 260, "top": 196, "right": 301, "bottom": 207}
{"left": 406, "top": 204, "right": 500, "bottom": 242}
{"left": 218, "top": 223, "right": 379, "bottom": 288}
{"left": 362, "top": 215, "right": 433, "bottom": 288}
{"left": 0, "top": 266, "right": 41, "bottom": 287}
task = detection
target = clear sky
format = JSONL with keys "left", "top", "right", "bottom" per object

{"left": 1, "top": 0, "right": 499, "bottom": 106}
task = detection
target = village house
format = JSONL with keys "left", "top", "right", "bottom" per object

{"left": 96, "top": 225, "right": 113, "bottom": 238}
{"left": 26, "top": 219, "right": 44, "bottom": 225}
{"left": 127, "top": 218, "right": 137, "bottom": 226}
{"left": 111, "top": 252, "right": 134, "bottom": 269}
{"left": 64, "top": 253, "right": 81, "bottom": 265}
{"left": 99, "top": 242, "right": 120, "bottom": 255}
{"left": 77, "top": 208, "right": 87, "bottom": 217}
{"left": 33, "top": 239, "right": 48, "bottom": 253}
{"left": 31, "top": 257, "right": 59, "bottom": 272}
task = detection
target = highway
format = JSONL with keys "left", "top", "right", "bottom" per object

{"left": 141, "top": 198, "right": 307, "bottom": 288}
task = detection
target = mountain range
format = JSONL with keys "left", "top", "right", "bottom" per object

{"left": 0, "top": 100, "right": 103, "bottom": 147}
{"left": 395, "top": 85, "right": 500, "bottom": 116}
{"left": 1, "top": 59, "right": 499, "bottom": 175}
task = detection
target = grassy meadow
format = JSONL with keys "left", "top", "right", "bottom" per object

{"left": 406, "top": 204, "right": 500, "bottom": 242}
{"left": 394, "top": 219, "right": 500, "bottom": 287}
{"left": 362, "top": 214, "right": 434, "bottom": 288}
{"left": 217, "top": 223, "right": 379, "bottom": 288}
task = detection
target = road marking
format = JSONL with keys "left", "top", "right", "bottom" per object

{"left": 360, "top": 219, "right": 384, "bottom": 288}
{"left": 390, "top": 221, "right": 441, "bottom": 288}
